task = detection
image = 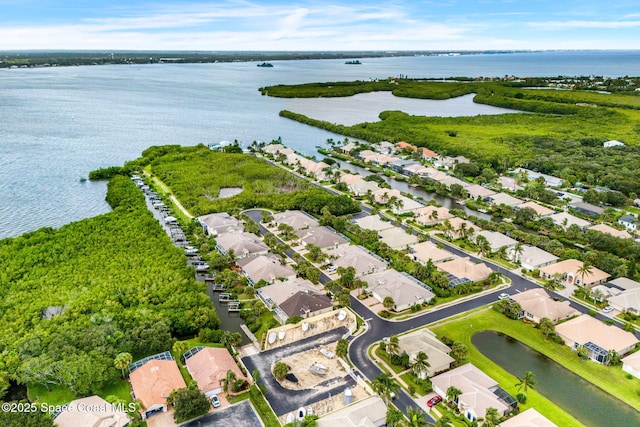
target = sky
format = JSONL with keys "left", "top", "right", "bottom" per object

{"left": 1, "top": 0, "right": 640, "bottom": 51}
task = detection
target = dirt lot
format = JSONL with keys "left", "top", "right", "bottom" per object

{"left": 275, "top": 342, "right": 344, "bottom": 390}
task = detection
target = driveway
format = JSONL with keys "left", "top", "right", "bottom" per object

{"left": 180, "top": 400, "right": 262, "bottom": 427}
{"left": 242, "top": 328, "right": 356, "bottom": 416}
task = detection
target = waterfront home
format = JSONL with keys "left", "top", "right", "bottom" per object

{"left": 397, "top": 329, "right": 454, "bottom": 378}
{"left": 296, "top": 226, "right": 349, "bottom": 249}
{"left": 618, "top": 214, "right": 639, "bottom": 233}
{"left": 509, "top": 288, "right": 578, "bottom": 324}
{"left": 539, "top": 259, "right": 609, "bottom": 287}
{"left": 403, "top": 163, "right": 434, "bottom": 177}
{"left": 357, "top": 149, "right": 377, "bottom": 160}
{"left": 349, "top": 180, "right": 380, "bottom": 197}
{"left": 622, "top": 352, "right": 640, "bottom": 380}
{"left": 339, "top": 173, "right": 364, "bottom": 186}
{"left": 324, "top": 245, "right": 388, "bottom": 277}
{"left": 549, "top": 211, "right": 591, "bottom": 230}
{"left": 339, "top": 142, "right": 358, "bottom": 153}
{"left": 257, "top": 278, "right": 319, "bottom": 310}
{"left": 129, "top": 353, "right": 187, "bottom": 420}
{"left": 465, "top": 184, "right": 496, "bottom": 199}
{"left": 414, "top": 206, "right": 453, "bottom": 226}
{"left": 421, "top": 147, "right": 437, "bottom": 160}
{"left": 236, "top": 254, "right": 296, "bottom": 285}
{"left": 396, "top": 141, "right": 418, "bottom": 151}
{"left": 409, "top": 241, "right": 455, "bottom": 265}
{"left": 570, "top": 202, "right": 604, "bottom": 217}
{"left": 486, "top": 192, "right": 524, "bottom": 207}
{"left": 184, "top": 346, "right": 247, "bottom": 398}
{"left": 361, "top": 269, "right": 434, "bottom": 312}
{"left": 437, "top": 257, "right": 492, "bottom": 285}
{"left": 216, "top": 232, "right": 269, "bottom": 259}
{"left": 378, "top": 227, "right": 419, "bottom": 250}
{"left": 272, "top": 210, "right": 319, "bottom": 231}
{"left": 262, "top": 143, "right": 287, "bottom": 155}
{"left": 446, "top": 217, "right": 481, "bottom": 239}
{"left": 431, "top": 364, "right": 516, "bottom": 422}
{"left": 499, "top": 408, "right": 557, "bottom": 427}
{"left": 54, "top": 395, "right": 129, "bottom": 427}
{"left": 555, "top": 315, "right": 638, "bottom": 363}
{"left": 437, "top": 175, "right": 472, "bottom": 190}
{"left": 513, "top": 168, "right": 563, "bottom": 187}
{"left": 354, "top": 215, "right": 395, "bottom": 232}
{"left": 280, "top": 290, "right": 333, "bottom": 321}
{"left": 392, "top": 195, "right": 424, "bottom": 214}
{"left": 375, "top": 140, "right": 396, "bottom": 154}
{"left": 507, "top": 244, "right": 558, "bottom": 271}
{"left": 515, "top": 201, "right": 555, "bottom": 217}
{"left": 475, "top": 230, "right": 517, "bottom": 253}
{"left": 372, "top": 188, "right": 401, "bottom": 204}
{"left": 316, "top": 396, "right": 387, "bottom": 427}
{"left": 198, "top": 212, "right": 244, "bottom": 236}
{"left": 434, "top": 155, "right": 469, "bottom": 170}
{"left": 588, "top": 223, "right": 632, "bottom": 239}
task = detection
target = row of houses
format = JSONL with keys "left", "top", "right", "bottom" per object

{"left": 263, "top": 143, "right": 330, "bottom": 180}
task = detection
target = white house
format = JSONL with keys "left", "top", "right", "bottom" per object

{"left": 622, "top": 352, "right": 640, "bottom": 380}
{"left": 618, "top": 215, "right": 639, "bottom": 233}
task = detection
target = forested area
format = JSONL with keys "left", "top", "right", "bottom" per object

{"left": 147, "top": 145, "right": 360, "bottom": 216}
{"left": 273, "top": 79, "right": 640, "bottom": 196}
{"left": 0, "top": 176, "right": 218, "bottom": 398}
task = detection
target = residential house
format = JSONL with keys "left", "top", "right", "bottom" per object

{"left": 437, "top": 257, "right": 493, "bottom": 285}
{"left": 54, "top": 396, "right": 130, "bottom": 427}
{"left": 350, "top": 180, "right": 380, "bottom": 197}
{"left": 378, "top": 227, "right": 419, "bottom": 250}
{"left": 434, "top": 155, "right": 469, "bottom": 170}
{"left": 446, "top": 217, "right": 481, "bottom": 239}
{"left": 507, "top": 244, "right": 558, "bottom": 271}
{"left": 236, "top": 254, "right": 296, "bottom": 285}
{"left": 539, "top": 259, "right": 609, "bottom": 287}
{"left": 465, "top": 184, "right": 496, "bottom": 199}
{"left": 486, "top": 192, "right": 524, "bottom": 207}
{"left": 570, "top": 202, "right": 604, "bottom": 217}
{"left": 280, "top": 290, "right": 333, "bottom": 321}
{"left": 129, "top": 353, "right": 187, "bottom": 420}
{"left": 499, "top": 408, "right": 557, "bottom": 427}
{"left": 324, "top": 245, "right": 388, "bottom": 277}
{"left": 498, "top": 176, "right": 523, "bottom": 192}
{"left": 376, "top": 140, "right": 396, "bottom": 154}
{"left": 403, "top": 163, "right": 434, "bottom": 177}
{"left": 357, "top": 149, "right": 377, "bottom": 160}
{"left": 258, "top": 278, "right": 319, "bottom": 310}
{"left": 397, "top": 329, "right": 454, "bottom": 378}
{"left": 421, "top": 147, "right": 437, "bottom": 160}
{"left": 198, "top": 212, "right": 244, "bottom": 237}
{"left": 272, "top": 210, "right": 319, "bottom": 231}
{"left": 361, "top": 269, "right": 435, "bottom": 312}
{"left": 549, "top": 212, "right": 591, "bottom": 230}
{"left": 590, "top": 284, "right": 621, "bottom": 302}
{"left": 608, "top": 288, "right": 640, "bottom": 315}
{"left": 588, "top": 224, "right": 632, "bottom": 239}
{"left": 516, "top": 201, "right": 555, "bottom": 217}
{"left": 513, "top": 168, "right": 563, "bottom": 187}
{"left": 372, "top": 188, "right": 401, "bottom": 204}
{"left": 409, "top": 241, "right": 455, "bottom": 265}
{"left": 618, "top": 215, "right": 639, "bottom": 233}
{"left": 509, "top": 288, "right": 579, "bottom": 324}
{"left": 262, "top": 143, "right": 286, "bottom": 155}
{"left": 414, "top": 206, "right": 453, "bottom": 226}
{"left": 476, "top": 230, "right": 518, "bottom": 253}
{"left": 438, "top": 175, "right": 472, "bottom": 190}
{"left": 354, "top": 215, "right": 395, "bottom": 232}
{"left": 622, "top": 352, "right": 640, "bottom": 380}
{"left": 316, "top": 396, "right": 387, "bottom": 427}
{"left": 389, "top": 159, "right": 418, "bottom": 173}
{"left": 609, "top": 277, "right": 640, "bottom": 292}
{"left": 395, "top": 141, "right": 418, "bottom": 151}
{"left": 555, "top": 315, "right": 638, "bottom": 363}
{"left": 339, "top": 173, "right": 364, "bottom": 186}
{"left": 216, "top": 232, "right": 269, "bottom": 259}
{"left": 392, "top": 196, "right": 424, "bottom": 214}
{"left": 603, "top": 140, "right": 625, "bottom": 148}
{"left": 296, "top": 226, "right": 349, "bottom": 249}
{"left": 431, "top": 364, "right": 516, "bottom": 422}
{"left": 340, "top": 142, "right": 358, "bottom": 153}
{"left": 184, "top": 346, "right": 247, "bottom": 398}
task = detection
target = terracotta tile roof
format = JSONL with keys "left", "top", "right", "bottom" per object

{"left": 555, "top": 314, "right": 638, "bottom": 353}
{"left": 129, "top": 359, "right": 186, "bottom": 410}
{"left": 185, "top": 347, "right": 247, "bottom": 394}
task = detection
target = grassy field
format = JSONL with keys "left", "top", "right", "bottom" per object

{"left": 430, "top": 309, "right": 640, "bottom": 426}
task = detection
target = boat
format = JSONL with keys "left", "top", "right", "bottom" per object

{"left": 268, "top": 332, "right": 276, "bottom": 344}
{"left": 278, "top": 329, "right": 286, "bottom": 340}
{"left": 345, "top": 60, "right": 361, "bottom": 65}
{"left": 297, "top": 407, "right": 306, "bottom": 420}
{"left": 337, "top": 310, "right": 347, "bottom": 321}
{"left": 301, "top": 322, "right": 309, "bottom": 332}
{"left": 286, "top": 413, "right": 295, "bottom": 424}
{"left": 257, "top": 62, "right": 274, "bottom": 67}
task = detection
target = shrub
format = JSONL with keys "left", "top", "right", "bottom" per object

{"left": 378, "top": 310, "right": 391, "bottom": 318}
{"left": 516, "top": 393, "right": 527, "bottom": 404}
{"left": 588, "top": 309, "right": 598, "bottom": 317}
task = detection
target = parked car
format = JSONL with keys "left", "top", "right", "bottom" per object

{"left": 211, "top": 395, "right": 221, "bottom": 408}
{"left": 427, "top": 396, "right": 442, "bottom": 407}
{"left": 498, "top": 293, "right": 510, "bottom": 300}
{"left": 602, "top": 306, "right": 614, "bottom": 313}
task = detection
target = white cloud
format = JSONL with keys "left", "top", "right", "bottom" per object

{"left": 529, "top": 19, "right": 640, "bottom": 30}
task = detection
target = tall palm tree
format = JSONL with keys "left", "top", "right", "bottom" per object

{"left": 406, "top": 407, "right": 426, "bottom": 427}
{"left": 385, "top": 408, "right": 404, "bottom": 427}
{"left": 450, "top": 342, "right": 468, "bottom": 362}
{"left": 221, "top": 369, "right": 237, "bottom": 394}
{"left": 386, "top": 335, "right": 400, "bottom": 356}
{"left": 113, "top": 352, "right": 133, "bottom": 378}
{"left": 512, "top": 242, "right": 524, "bottom": 264}
{"left": 576, "top": 261, "right": 594, "bottom": 286}
{"left": 371, "top": 373, "right": 399, "bottom": 406}
{"left": 515, "top": 371, "right": 536, "bottom": 394}
{"left": 475, "top": 235, "right": 492, "bottom": 258}
{"left": 411, "top": 351, "right": 431, "bottom": 379}
{"left": 457, "top": 222, "right": 467, "bottom": 240}
{"left": 484, "top": 407, "right": 501, "bottom": 427}
{"left": 539, "top": 317, "right": 555, "bottom": 340}
{"left": 441, "top": 219, "right": 454, "bottom": 240}
{"left": 446, "top": 386, "right": 462, "bottom": 404}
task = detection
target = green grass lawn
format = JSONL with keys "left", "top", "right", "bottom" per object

{"left": 431, "top": 309, "right": 640, "bottom": 426}
{"left": 29, "top": 377, "right": 133, "bottom": 407}
{"left": 374, "top": 345, "right": 406, "bottom": 374}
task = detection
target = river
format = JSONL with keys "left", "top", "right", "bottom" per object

{"left": 472, "top": 331, "right": 640, "bottom": 427}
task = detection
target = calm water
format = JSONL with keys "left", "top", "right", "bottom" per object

{"left": 2, "top": 51, "right": 640, "bottom": 238}
{"left": 472, "top": 331, "right": 640, "bottom": 427}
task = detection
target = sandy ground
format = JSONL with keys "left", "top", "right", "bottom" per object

{"left": 275, "top": 342, "right": 344, "bottom": 390}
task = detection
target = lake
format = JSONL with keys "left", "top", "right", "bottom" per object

{"left": 2, "top": 51, "right": 640, "bottom": 238}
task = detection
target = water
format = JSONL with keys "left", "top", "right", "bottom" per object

{"left": 2, "top": 51, "right": 640, "bottom": 238}
{"left": 472, "top": 331, "right": 640, "bottom": 427}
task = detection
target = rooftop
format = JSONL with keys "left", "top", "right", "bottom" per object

{"left": 279, "top": 290, "right": 333, "bottom": 318}
{"left": 487, "top": 192, "right": 524, "bottom": 207}
{"left": 510, "top": 288, "right": 579, "bottom": 323}
{"left": 437, "top": 257, "right": 492, "bottom": 283}
{"left": 54, "top": 396, "right": 130, "bottom": 427}
{"left": 378, "top": 226, "right": 419, "bottom": 249}
{"left": 129, "top": 359, "right": 187, "bottom": 410}
{"left": 185, "top": 347, "right": 247, "bottom": 394}
{"left": 297, "top": 226, "right": 349, "bottom": 249}
{"left": 517, "top": 201, "right": 555, "bottom": 217}
{"left": 272, "top": 210, "right": 319, "bottom": 230}
{"left": 476, "top": 230, "right": 518, "bottom": 252}
{"left": 499, "top": 408, "right": 558, "bottom": 427}
{"left": 238, "top": 254, "right": 296, "bottom": 283}
{"left": 465, "top": 184, "right": 496, "bottom": 199}
{"left": 555, "top": 314, "right": 638, "bottom": 353}
{"left": 588, "top": 224, "right": 632, "bottom": 239}
{"left": 549, "top": 212, "right": 591, "bottom": 229}
{"left": 361, "top": 269, "right": 434, "bottom": 308}
{"left": 354, "top": 215, "right": 395, "bottom": 232}
{"left": 324, "top": 245, "right": 387, "bottom": 277}
{"left": 410, "top": 241, "right": 455, "bottom": 264}
{"left": 540, "top": 259, "right": 609, "bottom": 286}
{"left": 259, "top": 278, "right": 320, "bottom": 306}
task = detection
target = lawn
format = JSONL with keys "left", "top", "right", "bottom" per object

{"left": 430, "top": 309, "right": 640, "bottom": 426}
{"left": 374, "top": 345, "right": 406, "bottom": 374}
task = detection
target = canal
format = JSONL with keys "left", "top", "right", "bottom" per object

{"left": 199, "top": 275, "right": 251, "bottom": 345}
{"left": 471, "top": 331, "right": 640, "bottom": 427}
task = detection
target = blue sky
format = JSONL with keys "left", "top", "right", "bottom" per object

{"left": 1, "top": 0, "right": 639, "bottom": 50}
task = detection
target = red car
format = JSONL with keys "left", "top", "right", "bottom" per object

{"left": 427, "top": 396, "right": 442, "bottom": 407}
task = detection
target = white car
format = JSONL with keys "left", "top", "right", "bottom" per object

{"left": 602, "top": 306, "right": 614, "bottom": 314}
{"left": 211, "top": 395, "right": 221, "bottom": 408}
{"left": 498, "top": 293, "right": 510, "bottom": 300}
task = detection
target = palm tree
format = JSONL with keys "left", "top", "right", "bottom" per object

{"left": 606, "top": 350, "right": 621, "bottom": 366}
{"left": 496, "top": 245, "right": 508, "bottom": 261}
{"left": 386, "top": 335, "right": 400, "bottom": 356}
{"left": 371, "top": 373, "right": 399, "bottom": 406}
{"left": 539, "top": 317, "right": 555, "bottom": 339}
{"left": 475, "top": 235, "right": 492, "bottom": 258}
{"left": 434, "top": 415, "right": 454, "bottom": 427}
{"left": 411, "top": 351, "right": 431, "bottom": 379}
{"left": 172, "top": 340, "right": 190, "bottom": 360}
{"left": 406, "top": 407, "right": 426, "bottom": 427}
{"left": 273, "top": 361, "right": 289, "bottom": 381}
{"left": 113, "top": 352, "right": 132, "bottom": 378}
{"left": 385, "top": 407, "right": 404, "bottom": 427}
{"left": 515, "top": 371, "right": 536, "bottom": 394}
{"left": 512, "top": 242, "right": 524, "bottom": 264}
{"left": 383, "top": 296, "right": 395, "bottom": 311}
{"left": 441, "top": 219, "right": 454, "bottom": 240}
{"left": 446, "top": 386, "right": 462, "bottom": 404}
{"left": 457, "top": 222, "right": 467, "bottom": 240}
{"left": 221, "top": 369, "right": 237, "bottom": 394}
{"left": 576, "top": 261, "right": 594, "bottom": 286}
{"left": 450, "top": 342, "right": 468, "bottom": 362}
{"left": 484, "top": 407, "right": 501, "bottom": 427}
